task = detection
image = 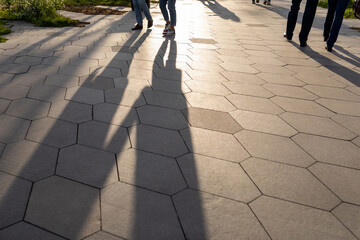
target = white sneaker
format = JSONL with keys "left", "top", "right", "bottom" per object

{"left": 163, "top": 28, "right": 175, "bottom": 36}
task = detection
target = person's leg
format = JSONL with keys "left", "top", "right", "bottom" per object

{"left": 326, "top": 0, "right": 350, "bottom": 49}
{"left": 159, "top": 0, "right": 170, "bottom": 23}
{"left": 323, "top": 0, "right": 337, "bottom": 41}
{"left": 167, "top": 0, "right": 176, "bottom": 27}
{"left": 132, "top": 0, "right": 143, "bottom": 26}
{"left": 299, "top": 0, "right": 319, "bottom": 45}
{"left": 138, "top": 0, "right": 152, "bottom": 21}
{"left": 285, "top": 0, "right": 302, "bottom": 40}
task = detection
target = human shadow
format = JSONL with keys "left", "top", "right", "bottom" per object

{"left": 333, "top": 45, "right": 360, "bottom": 68}
{"left": 199, "top": 0, "right": 240, "bottom": 22}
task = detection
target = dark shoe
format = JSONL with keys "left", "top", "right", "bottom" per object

{"left": 300, "top": 42, "right": 307, "bottom": 47}
{"left": 325, "top": 45, "right": 332, "bottom": 52}
{"left": 252, "top": 0, "right": 255, "bottom": 4}
{"left": 256, "top": 0, "right": 259, "bottom": 2}
{"left": 323, "top": 36, "right": 328, "bottom": 41}
{"left": 283, "top": 32, "right": 292, "bottom": 41}
{"left": 147, "top": 20, "right": 153, "bottom": 28}
{"left": 131, "top": 24, "right": 143, "bottom": 30}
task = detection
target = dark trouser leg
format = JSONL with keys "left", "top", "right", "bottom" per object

{"left": 299, "top": 0, "right": 319, "bottom": 44}
{"left": 324, "top": 0, "right": 337, "bottom": 40}
{"left": 327, "top": 0, "right": 349, "bottom": 48}
{"left": 286, "top": 0, "right": 302, "bottom": 39}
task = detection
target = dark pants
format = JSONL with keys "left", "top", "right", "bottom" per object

{"left": 324, "top": 0, "right": 350, "bottom": 48}
{"left": 286, "top": 0, "right": 319, "bottom": 44}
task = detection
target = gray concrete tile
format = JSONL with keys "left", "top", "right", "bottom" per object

{"left": 353, "top": 136, "right": 360, "bottom": 147}
{"left": 49, "top": 100, "right": 92, "bottom": 123}
{"left": 331, "top": 114, "right": 360, "bottom": 135}
{"left": 41, "top": 56, "right": 70, "bottom": 66}
{"left": 333, "top": 203, "right": 360, "bottom": 239}
{"left": 228, "top": 94, "right": 284, "bottom": 114}
{"left": 0, "top": 172, "right": 32, "bottom": 229}
{"left": 0, "top": 115, "right": 30, "bottom": 143}
{"left": 28, "top": 64, "right": 59, "bottom": 76}
{"left": 257, "top": 72, "right": 305, "bottom": 86}
{"left": 129, "top": 124, "right": 188, "bottom": 158}
{"left": 151, "top": 78, "right": 190, "bottom": 94}
{"left": 236, "top": 130, "right": 315, "bottom": 167}
{"left": 59, "top": 64, "right": 90, "bottom": 77}
{"left": 178, "top": 153, "right": 261, "bottom": 202}
{"left": 105, "top": 88, "right": 146, "bottom": 107}
{"left": 304, "top": 85, "right": 360, "bottom": 102}
{"left": 0, "top": 140, "right": 57, "bottom": 181}
{"left": 117, "top": 149, "right": 186, "bottom": 195}
{"left": 28, "top": 85, "right": 66, "bottom": 102}
{"left": 14, "top": 56, "right": 42, "bottom": 65}
{"left": 80, "top": 75, "right": 115, "bottom": 90}
{"left": 137, "top": 105, "right": 188, "bottom": 130}
{"left": 271, "top": 96, "right": 335, "bottom": 117}
{"left": 45, "top": 74, "right": 79, "bottom": 88}
{"left": 221, "top": 71, "right": 265, "bottom": 84}
{"left": 0, "top": 72, "right": 13, "bottom": 84}
{"left": 0, "top": 63, "right": 30, "bottom": 74}
{"left": 101, "top": 182, "right": 184, "bottom": 240}
{"left": 180, "top": 127, "right": 249, "bottom": 162}
{"left": 66, "top": 86, "right": 104, "bottom": 105}
{"left": 25, "top": 176, "right": 100, "bottom": 240}
{"left": 224, "top": 82, "right": 274, "bottom": 98}
{"left": 264, "top": 83, "right": 318, "bottom": 100}
{"left": 94, "top": 103, "right": 138, "bottom": 127}
{"left": 185, "top": 81, "right": 231, "bottom": 96}
{"left": 185, "top": 92, "right": 235, "bottom": 112}
{"left": 316, "top": 98, "right": 360, "bottom": 117}
{"left": 0, "top": 99, "right": 10, "bottom": 114}
{"left": 11, "top": 72, "right": 46, "bottom": 86}
{"left": 250, "top": 196, "right": 356, "bottom": 240}
{"left": 309, "top": 163, "right": 360, "bottom": 205}
{"left": 0, "top": 222, "right": 66, "bottom": 240}
{"left": 90, "top": 66, "right": 122, "bottom": 79}
{"left": 182, "top": 107, "right": 242, "bottom": 134}
{"left": 293, "top": 133, "right": 360, "bottom": 169}
{"left": 144, "top": 90, "right": 189, "bottom": 110}
{"left": 281, "top": 112, "right": 356, "bottom": 140}
{"left": 79, "top": 121, "right": 130, "bottom": 154}
{"left": 0, "top": 83, "right": 29, "bottom": 100}
{"left": 242, "top": 158, "right": 340, "bottom": 210}
{"left": 173, "top": 189, "right": 270, "bottom": 240}
{"left": 84, "top": 231, "right": 124, "bottom": 240}
{"left": 231, "top": 110, "right": 297, "bottom": 137}
{"left": 27, "top": 118, "right": 77, "bottom": 148}
{"left": 114, "top": 76, "right": 150, "bottom": 91}
{"left": 57, "top": 145, "right": 117, "bottom": 188}
{"left": 6, "top": 98, "right": 50, "bottom": 120}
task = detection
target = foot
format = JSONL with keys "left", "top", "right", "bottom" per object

{"left": 323, "top": 36, "right": 328, "bottom": 41}
{"left": 256, "top": 0, "right": 259, "bottom": 2}
{"left": 252, "top": 0, "right": 255, "bottom": 4}
{"left": 147, "top": 20, "right": 153, "bottom": 28}
{"left": 263, "top": 0, "right": 267, "bottom": 4}
{"left": 283, "top": 32, "right": 292, "bottom": 41}
{"left": 163, "top": 27, "right": 175, "bottom": 36}
{"left": 300, "top": 42, "right": 307, "bottom": 47}
{"left": 131, "top": 24, "right": 143, "bottom": 30}
{"left": 325, "top": 45, "right": 332, "bottom": 52}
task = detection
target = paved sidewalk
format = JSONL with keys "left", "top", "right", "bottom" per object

{"left": 0, "top": 0, "right": 360, "bottom": 239}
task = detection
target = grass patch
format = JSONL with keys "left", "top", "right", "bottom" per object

{"left": 63, "top": 0, "right": 130, "bottom": 6}
{"left": 0, "top": 19, "right": 11, "bottom": 42}
{"left": 32, "top": 13, "right": 79, "bottom": 27}
{"left": 318, "top": 0, "right": 357, "bottom": 18}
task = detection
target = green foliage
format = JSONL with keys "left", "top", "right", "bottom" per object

{"left": 63, "top": 0, "right": 130, "bottom": 6}
{"left": 32, "top": 12, "right": 78, "bottom": 26}
{"left": 344, "top": 8, "right": 356, "bottom": 18}
{"left": 318, "top": 0, "right": 356, "bottom": 18}
{"left": 16, "top": 0, "right": 65, "bottom": 20}
{"left": 318, "top": 0, "right": 328, "bottom": 8}
{"left": 0, "top": 19, "right": 11, "bottom": 42}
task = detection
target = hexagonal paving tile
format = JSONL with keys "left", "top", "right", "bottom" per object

{"left": 223, "top": 82, "right": 274, "bottom": 98}
{"left": 79, "top": 75, "right": 115, "bottom": 90}
{"left": 57, "top": 145, "right": 117, "bottom": 188}
{"left": 45, "top": 74, "right": 79, "bottom": 88}
{"left": 0, "top": 172, "right": 32, "bottom": 229}
{"left": 101, "top": 181, "right": 184, "bottom": 239}
{"left": 94, "top": 103, "right": 139, "bottom": 127}
{"left": 228, "top": 94, "right": 284, "bottom": 115}
{"left": 185, "top": 92, "right": 235, "bottom": 112}
{"left": 173, "top": 189, "right": 270, "bottom": 240}
{"left": 309, "top": 163, "right": 360, "bottom": 205}
{"left": 25, "top": 176, "right": 100, "bottom": 240}
{"left": 180, "top": 127, "right": 249, "bottom": 162}
{"left": 0, "top": 140, "right": 58, "bottom": 181}
{"left": 6, "top": 98, "right": 50, "bottom": 120}
{"left": 48, "top": 100, "right": 92, "bottom": 123}
{"left": 0, "top": 142, "right": 4, "bottom": 156}
{"left": 66, "top": 86, "right": 104, "bottom": 105}
{"left": 250, "top": 196, "right": 356, "bottom": 240}
{"left": 0, "top": 99, "right": 10, "bottom": 114}
{"left": 0, "top": 63, "right": 30, "bottom": 74}
{"left": 331, "top": 114, "right": 360, "bottom": 135}
{"left": 0, "top": 115, "right": 30, "bottom": 143}
{"left": 0, "top": 72, "right": 13, "bottom": 84}
{"left": 264, "top": 83, "right": 317, "bottom": 100}
{"left": 83, "top": 231, "right": 123, "bottom": 240}
{"left": 333, "top": 203, "right": 360, "bottom": 239}
{"left": 117, "top": 149, "right": 186, "bottom": 195}
{"left": 316, "top": 98, "right": 360, "bottom": 117}
{"left": 178, "top": 153, "right": 260, "bottom": 202}
{"left": 353, "top": 136, "right": 360, "bottom": 147}
{"left": 105, "top": 88, "right": 146, "bottom": 107}
{"left": 28, "top": 85, "right": 66, "bottom": 102}
{"left": 0, "top": 84, "right": 29, "bottom": 100}
{"left": 11, "top": 72, "right": 46, "bottom": 86}
{"left": 28, "top": 65, "right": 59, "bottom": 76}
{"left": 129, "top": 124, "right": 188, "bottom": 158}
{"left": 138, "top": 105, "right": 188, "bottom": 130}
{"left": 27, "top": 118, "right": 77, "bottom": 148}
{"left": 79, "top": 121, "right": 131, "bottom": 153}
{"left": 242, "top": 158, "right": 340, "bottom": 210}
{"left": 0, "top": 222, "right": 66, "bottom": 240}
{"left": 144, "top": 90, "right": 189, "bottom": 110}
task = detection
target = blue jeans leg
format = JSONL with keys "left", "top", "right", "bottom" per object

{"left": 168, "top": 0, "right": 176, "bottom": 26}
{"left": 327, "top": 0, "right": 350, "bottom": 48}
{"left": 133, "top": 0, "right": 152, "bottom": 25}
{"left": 159, "top": 0, "right": 170, "bottom": 22}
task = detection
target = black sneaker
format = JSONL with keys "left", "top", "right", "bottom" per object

{"left": 325, "top": 45, "right": 332, "bottom": 52}
{"left": 300, "top": 42, "right": 307, "bottom": 47}
{"left": 147, "top": 20, "right": 153, "bottom": 28}
{"left": 283, "top": 32, "right": 292, "bottom": 41}
{"left": 131, "top": 24, "right": 143, "bottom": 30}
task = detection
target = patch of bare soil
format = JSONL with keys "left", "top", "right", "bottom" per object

{"left": 63, "top": 5, "right": 127, "bottom": 15}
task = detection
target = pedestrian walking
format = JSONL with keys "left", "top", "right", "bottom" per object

{"left": 159, "top": 0, "right": 176, "bottom": 35}
{"left": 323, "top": 0, "right": 350, "bottom": 52}
{"left": 131, "top": 0, "right": 153, "bottom": 30}
{"left": 283, "top": 0, "right": 319, "bottom": 47}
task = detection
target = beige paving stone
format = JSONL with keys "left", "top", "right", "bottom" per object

{"left": 271, "top": 96, "right": 334, "bottom": 117}
{"left": 294, "top": 73, "right": 346, "bottom": 87}
{"left": 0, "top": 72, "right": 13, "bottom": 84}
{"left": 250, "top": 196, "right": 356, "bottom": 240}
{"left": 0, "top": 222, "right": 66, "bottom": 240}
{"left": 90, "top": 66, "right": 122, "bottom": 79}
{"left": 252, "top": 64, "right": 295, "bottom": 75}
{"left": 28, "top": 65, "right": 59, "bottom": 76}
{"left": 185, "top": 92, "right": 235, "bottom": 112}
{"left": 49, "top": 100, "right": 92, "bottom": 123}
{"left": 28, "top": 85, "right": 66, "bottom": 102}
{"left": 117, "top": 149, "right": 186, "bottom": 195}
{"left": 304, "top": 85, "right": 360, "bottom": 102}
{"left": 180, "top": 127, "right": 249, "bottom": 162}
{"left": 45, "top": 74, "right": 79, "bottom": 88}
{"left": 221, "top": 71, "right": 265, "bottom": 84}
{"left": 0, "top": 172, "right": 32, "bottom": 229}
{"left": 14, "top": 56, "right": 42, "bottom": 65}
{"left": 281, "top": 112, "right": 356, "bottom": 140}
{"left": 151, "top": 78, "right": 190, "bottom": 94}
{"left": 244, "top": 50, "right": 278, "bottom": 58}
{"left": 242, "top": 158, "right": 340, "bottom": 210}
{"left": 84, "top": 231, "right": 124, "bottom": 240}
{"left": 0, "top": 99, "right": 10, "bottom": 114}
{"left": 101, "top": 181, "right": 184, "bottom": 240}
{"left": 105, "top": 87, "right": 145, "bottom": 107}
{"left": 79, "top": 75, "right": 115, "bottom": 90}
{"left": 310, "top": 163, "right": 360, "bottom": 205}
{"left": 66, "top": 86, "right": 104, "bottom": 105}
{"left": 178, "top": 153, "right": 260, "bottom": 202}
{"left": 11, "top": 72, "right": 46, "bottom": 86}
{"left": 144, "top": 90, "right": 189, "bottom": 110}
{"left": 219, "top": 62, "right": 259, "bottom": 73}
{"left": 217, "top": 48, "right": 249, "bottom": 57}
{"left": 331, "top": 114, "right": 360, "bottom": 135}
{"left": 41, "top": 56, "right": 70, "bottom": 66}
{"left": 94, "top": 103, "right": 138, "bottom": 127}
{"left": 316, "top": 98, "right": 360, "bottom": 117}
{"left": 114, "top": 76, "right": 150, "bottom": 91}
{"left": 173, "top": 189, "right": 270, "bottom": 240}
{"left": 346, "top": 86, "right": 360, "bottom": 96}
{"left": 59, "top": 64, "right": 90, "bottom": 77}
{"left": 25, "top": 176, "right": 100, "bottom": 240}
{"left": 257, "top": 72, "right": 305, "bottom": 86}
{"left": 353, "top": 136, "right": 360, "bottom": 147}
{"left": 0, "top": 115, "right": 30, "bottom": 143}
{"left": 227, "top": 94, "right": 284, "bottom": 114}
{"left": 6, "top": 98, "right": 50, "bottom": 120}
{"left": 0, "top": 63, "right": 30, "bottom": 74}
{"left": 264, "top": 83, "right": 318, "bottom": 100}
{"left": 186, "top": 69, "right": 228, "bottom": 82}
{"left": 182, "top": 107, "right": 242, "bottom": 134}
{"left": 0, "top": 83, "right": 29, "bottom": 100}
{"left": 224, "top": 81, "right": 274, "bottom": 98}
{"left": 236, "top": 130, "right": 315, "bottom": 167}
{"left": 293, "top": 133, "right": 360, "bottom": 169}
{"left": 277, "top": 56, "right": 321, "bottom": 67}
{"left": 231, "top": 110, "right": 297, "bottom": 137}
{"left": 185, "top": 81, "right": 231, "bottom": 96}
{"left": 247, "top": 56, "right": 285, "bottom": 66}
{"left": 333, "top": 203, "right": 360, "bottom": 239}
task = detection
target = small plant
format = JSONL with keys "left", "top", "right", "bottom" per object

{"left": 0, "top": 19, "right": 11, "bottom": 42}
{"left": 16, "top": 0, "right": 65, "bottom": 20}
{"left": 318, "top": 0, "right": 356, "bottom": 18}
